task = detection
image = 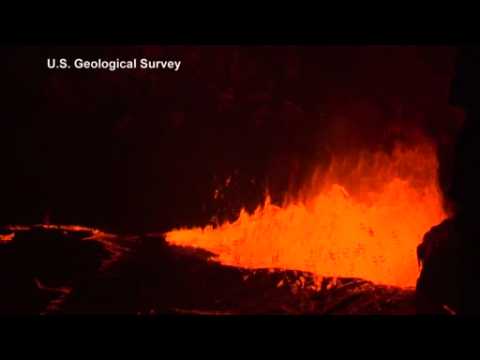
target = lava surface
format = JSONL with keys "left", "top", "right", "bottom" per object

{"left": 0, "top": 225, "right": 416, "bottom": 315}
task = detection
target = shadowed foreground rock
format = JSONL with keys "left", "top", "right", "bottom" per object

{"left": 416, "top": 218, "right": 461, "bottom": 314}
{"left": 0, "top": 225, "right": 416, "bottom": 315}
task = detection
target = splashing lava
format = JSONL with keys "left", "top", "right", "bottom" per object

{"left": 166, "top": 138, "right": 446, "bottom": 287}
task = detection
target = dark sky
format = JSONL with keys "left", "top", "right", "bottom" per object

{"left": 0, "top": 46, "right": 464, "bottom": 233}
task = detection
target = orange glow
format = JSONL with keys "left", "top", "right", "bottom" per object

{"left": 165, "top": 138, "right": 446, "bottom": 287}
{"left": 0, "top": 233, "right": 14, "bottom": 243}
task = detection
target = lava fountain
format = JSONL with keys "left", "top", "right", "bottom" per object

{"left": 165, "top": 136, "right": 446, "bottom": 287}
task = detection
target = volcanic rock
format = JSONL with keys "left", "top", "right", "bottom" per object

{"left": 416, "top": 218, "right": 461, "bottom": 314}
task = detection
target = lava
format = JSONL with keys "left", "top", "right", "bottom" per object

{"left": 165, "top": 137, "right": 446, "bottom": 287}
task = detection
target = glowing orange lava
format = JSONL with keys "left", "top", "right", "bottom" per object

{"left": 165, "top": 138, "right": 446, "bottom": 287}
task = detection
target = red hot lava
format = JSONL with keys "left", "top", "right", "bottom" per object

{"left": 166, "top": 135, "right": 446, "bottom": 288}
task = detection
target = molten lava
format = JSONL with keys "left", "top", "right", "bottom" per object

{"left": 166, "top": 139, "right": 446, "bottom": 287}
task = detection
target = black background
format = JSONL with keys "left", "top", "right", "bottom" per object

{"left": 0, "top": 45, "right": 464, "bottom": 233}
